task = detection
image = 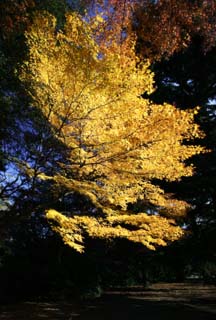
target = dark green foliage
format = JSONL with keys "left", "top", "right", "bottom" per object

{"left": 149, "top": 38, "right": 216, "bottom": 109}
{"left": 145, "top": 35, "right": 216, "bottom": 276}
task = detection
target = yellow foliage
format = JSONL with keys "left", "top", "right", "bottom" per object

{"left": 21, "top": 11, "right": 204, "bottom": 252}
{"left": 46, "top": 209, "right": 184, "bottom": 252}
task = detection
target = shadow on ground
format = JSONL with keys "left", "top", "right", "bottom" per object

{"left": 0, "top": 283, "right": 216, "bottom": 319}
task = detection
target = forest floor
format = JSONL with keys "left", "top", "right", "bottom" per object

{"left": 0, "top": 283, "right": 216, "bottom": 320}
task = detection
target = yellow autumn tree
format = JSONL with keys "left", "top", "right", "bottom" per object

{"left": 20, "top": 11, "right": 204, "bottom": 252}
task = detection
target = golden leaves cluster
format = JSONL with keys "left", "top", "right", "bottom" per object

{"left": 47, "top": 209, "right": 184, "bottom": 253}
{"left": 21, "top": 11, "right": 204, "bottom": 252}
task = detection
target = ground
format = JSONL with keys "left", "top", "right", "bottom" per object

{"left": 0, "top": 283, "right": 216, "bottom": 319}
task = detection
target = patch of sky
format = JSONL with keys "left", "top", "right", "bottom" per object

{"left": 206, "top": 99, "right": 216, "bottom": 120}
{"left": 186, "top": 79, "right": 194, "bottom": 86}
{"left": 207, "top": 98, "right": 216, "bottom": 105}
{"left": 162, "top": 77, "right": 180, "bottom": 87}
{"left": 0, "top": 165, "right": 28, "bottom": 209}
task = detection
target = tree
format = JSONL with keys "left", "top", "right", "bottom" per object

{"left": 0, "top": 0, "right": 35, "bottom": 41}
{"left": 133, "top": 0, "right": 216, "bottom": 61}
{"left": 0, "top": 1, "right": 74, "bottom": 260}
{"left": 131, "top": 1, "right": 216, "bottom": 276}
{"left": 147, "top": 39, "right": 216, "bottom": 266}
{"left": 20, "top": 11, "right": 204, "bottom": 253}
{"left": 78, "top": 0, "right": 216, "bottom": 62}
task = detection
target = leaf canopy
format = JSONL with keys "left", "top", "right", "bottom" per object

{"left": 21, "top": 11, "right": 204, "bottom": 252}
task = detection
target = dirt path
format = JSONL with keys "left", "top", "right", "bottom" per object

{"left": 0, "top": 283, "right": 216, "bottom": 320}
